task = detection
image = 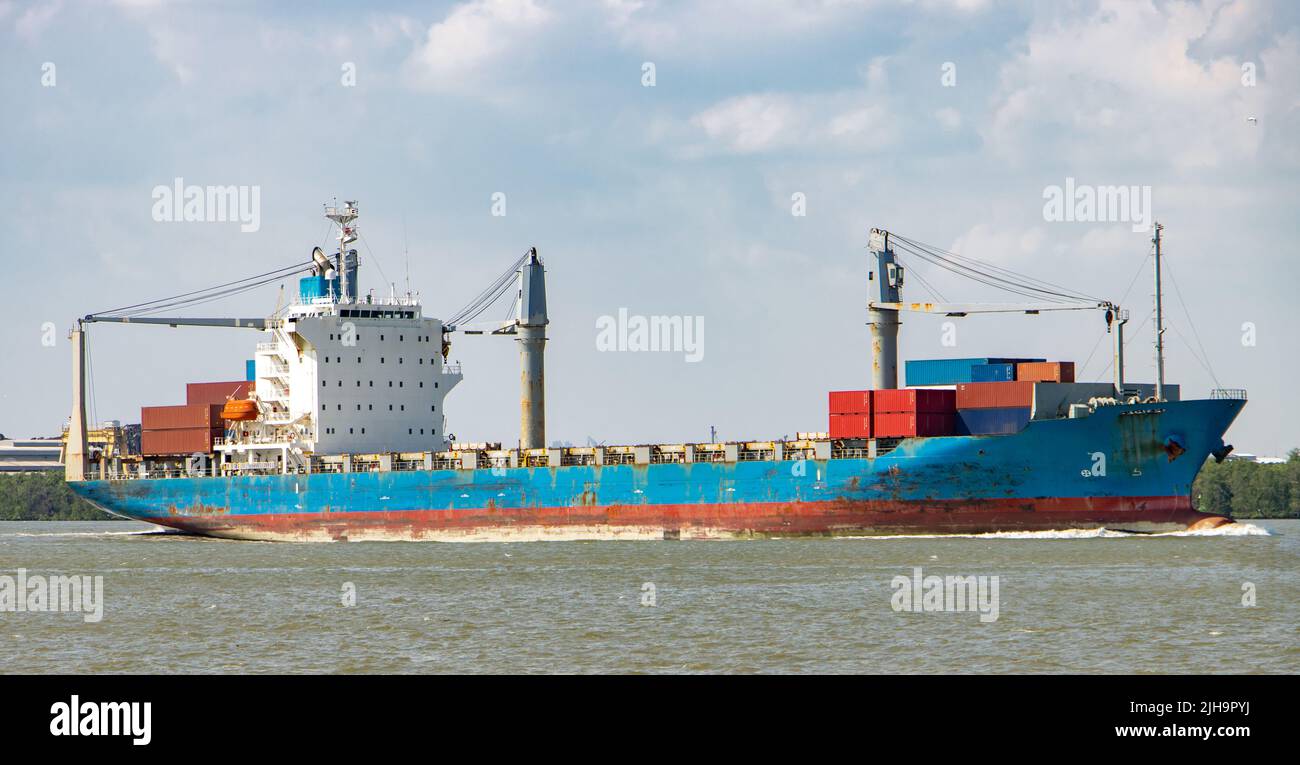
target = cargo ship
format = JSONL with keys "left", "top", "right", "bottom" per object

{"left": 63, "top": 205, "right": 1246, "bottom": 540}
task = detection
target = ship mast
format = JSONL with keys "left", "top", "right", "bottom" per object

{"left": 1152, "top": 221, "right": 1165, "bottom": 401}
{"left": 325, "top": 201, "right": 359, "bottom": 303}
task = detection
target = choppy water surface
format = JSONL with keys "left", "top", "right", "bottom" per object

{"left": 0, "top": 520, "right": 1295, "bottom": 674}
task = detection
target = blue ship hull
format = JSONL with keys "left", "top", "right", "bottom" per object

{"left": 69, "top": 399, "right": 1244, "bottom": 541}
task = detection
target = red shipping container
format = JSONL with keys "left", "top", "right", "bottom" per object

{"left": 141, "top": 404, "right": 224, "bottom": 430}
{"left": 873, "top": 412, "right": 955, "bottom": 438}
{"left": 141, "top": 427, "right": 221, "bottom": 455}
{"left": 956, "top": 381, "right": 1035, "bottom": 409}
{"left": 1016, "top": 362, "right": 1074, "bottom": 383}
{"left": 828, "top": 390, "right": 872, "bottom": 415}
{"left": 873, "top": 388, "right": 956, "bottom": 413}
{"left": 187, "top": 381, "right": 252, "bottom": 406}
{"left": 829, "top": 413, "right": 872, "bottom": 439}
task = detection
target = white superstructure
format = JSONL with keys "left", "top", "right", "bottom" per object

{"left": 216, "top": 202, "right": 462, "bottom": 471}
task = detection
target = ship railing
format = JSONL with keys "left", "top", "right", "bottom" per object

{"left": 596, "top": 451, "right": 633, "bottom": 466}
{"left": 833, "top": 447, "right": 870, "bottom": 460}
{"left": 874, "top": 438, "right": 903, "bottom": 457}
{"left": 650, "top": 451, "right": 685, "bottom": 464}
{"left": 1210, "top": 388, "right": 1248, "bottom": 400}
{"left": 255, "top": 342, "right": 281, "bottom": 353}
{"left": 443, "top": 364, "right": 463, "bottom": 376}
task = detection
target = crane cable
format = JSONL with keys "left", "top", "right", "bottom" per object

{"left": 890, "top": 238, "right": 1078, "bottom": 303}
{"left": 889, "top": 234, "right": 1103, "bottom": 304}
{"left": 90, "top": 260, "right": 314, "bottom": 318}
{"left": 444, "top": 251, "right": 530, "bottom": 330}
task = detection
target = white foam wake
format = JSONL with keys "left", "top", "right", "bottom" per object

{"left": 0, "top": 528, "right": 165, "bottom": 538}
{"left": 839, "top": 523, "right": 1271, "bottom": 540}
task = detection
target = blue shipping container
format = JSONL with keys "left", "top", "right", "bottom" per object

{"left": 971, "top": 363, "right": 1017, "bottom": 382}
{"left": 956, "top": 406, "right": 1032, "bottom": 435}
{"left": 245, "top": 359, "right": 256, "bottom": 382}
{"left": 905, "top": 358, "right": 1046, "bottom": 386}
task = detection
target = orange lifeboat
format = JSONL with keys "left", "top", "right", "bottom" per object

{"left": 220, "top": 398, "right": 259, "bottom": 422}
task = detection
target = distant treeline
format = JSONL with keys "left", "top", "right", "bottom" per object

{"left": 1193, "top": 450, "right": 1300, "bottom": 519}
{"left": 0, "top": 471, "right": 119, "bottom": 520}
{"left": 0, "top": 452, "right": 1297, "bottom": 521}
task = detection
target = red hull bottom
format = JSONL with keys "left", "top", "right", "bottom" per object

{"left": 134, "top": 496, "right": 1235, "bottom": 542}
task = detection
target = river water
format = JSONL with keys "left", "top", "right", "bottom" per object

{"left": 0, "top": 520, "right": 1294, "bottom": 674}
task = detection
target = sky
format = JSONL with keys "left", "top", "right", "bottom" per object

{"left": 0, "top": 0, "right": 1297, "bottom": 455}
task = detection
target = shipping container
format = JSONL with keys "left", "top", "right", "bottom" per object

{"left": 141, "top": 404, "right": 225, "bottom": 431}
{"left": 872, "top": 388, "right": 956, "bottom": 413}
{"left": 141, "top": 427, "right": 221, "bottom": 456}
{"left": 828, "top": 390, "right": 872, "bottom": 415}
{"left": 873, "top": 411, "right": 955, "bottom": 438}
{"left": 956, "top": 381, "right": 1036, "bottom": 409}
{"left": 956, "top": 407, "right": 1031, "bottom": 435}
{"left": 245, "top": 359, "right": 256, "bottom": 382}
{"left": 1016, "top": 361, "right": 1075, "bottom": 383}
{"left": 971, "top": 363, "right": 1017, "bottom": 382}
{"left": 186, "top": 381, "right": 252, "bottom": 406}
{"left": 829, "top": 413, "right": 872, "bottom": 439}
{"left": 904, "top": 357, "right": 1044, "bottom": 386}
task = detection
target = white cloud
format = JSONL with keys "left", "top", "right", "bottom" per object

{"left": 405, "top": 0, "right": 551, "bottom": 91}
{"left": 689, "top": 93, "right": 897, "bottom": 155}
{"left": 935, "top": 107, "right": 962, "bottom": 131}
{"left": 984, "top": 0, "right": 1292, "bottom": 171}
{"left": 14, "top": 0, "right": 60, "bottom": 41}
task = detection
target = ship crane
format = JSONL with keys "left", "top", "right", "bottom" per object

{"left": 442, "top": 248, "right": 549, "bottom": 450}
{"left": 866, "top": 228, "right": 1137, "bottom": 398}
